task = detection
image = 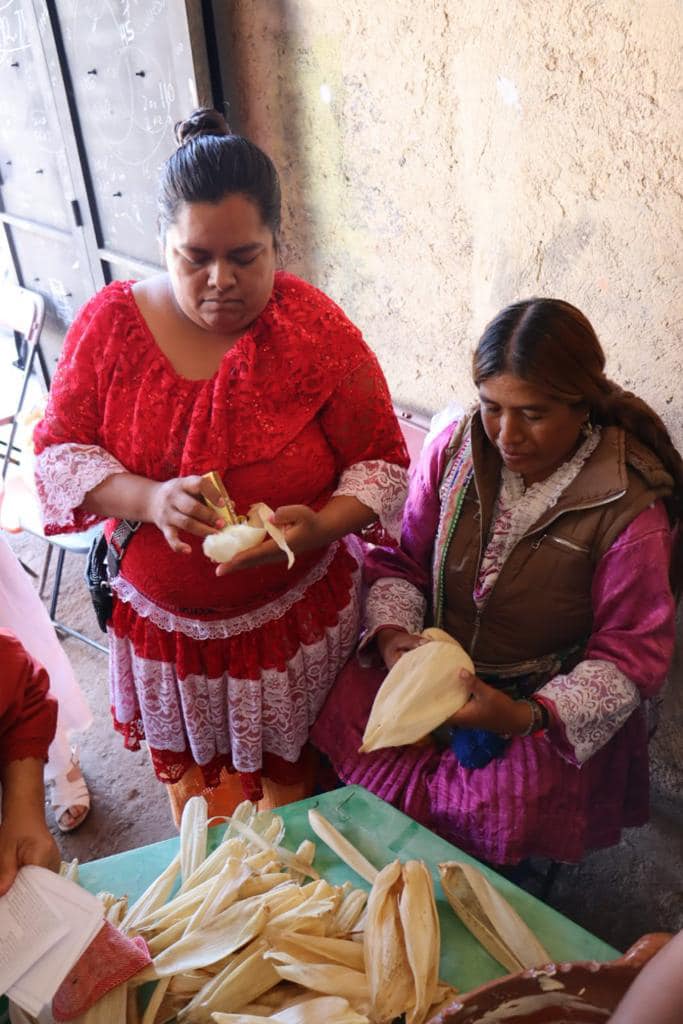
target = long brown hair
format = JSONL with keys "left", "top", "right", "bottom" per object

{"left": 472, "top": 298, "right": 683, "bottom": 530}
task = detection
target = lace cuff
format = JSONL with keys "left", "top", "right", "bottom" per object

{"left": 34, "top": 443, "right": 127, "bottom": 534}
{"left": 539, "top": 659, "right": 640, "bottom": 766}
{"left": 333, "top": 459, "right": 408, "bottom": 543}
{"left": 361, "top": 576, "right": 426, "bottom": 656}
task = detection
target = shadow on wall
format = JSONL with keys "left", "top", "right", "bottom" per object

{"left": 211, "top": 0, "right": 318, "bottom": 284}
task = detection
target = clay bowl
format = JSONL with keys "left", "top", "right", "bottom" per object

{"left": 433, "top": 932, "right": 672, "bottom": 1023}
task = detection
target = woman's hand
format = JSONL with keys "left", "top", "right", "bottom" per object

{"left": 376, "top": 627, "right": 429, "bottom": 671}
{"left": 0, "top": 756, "right": 60, "bottom": 896}
{"left": 0, "top": 812, "right": 61, "bottom": 896}
{"left": 148, "top": 475, "right": 227, "bottom": 555}
{"left": 215, "top": 504, "right": 331, "bottom": 576}
{"left": 449, "top": 669, "right": 533, "bottom": 736}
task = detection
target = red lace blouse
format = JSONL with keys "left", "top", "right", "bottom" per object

{"left": 33, "top": 273, "right": 409, "bottom": 615}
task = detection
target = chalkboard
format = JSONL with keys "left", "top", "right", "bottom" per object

{"left": 54, "top": 0, "right": 209, "bottom": 265}
{"left": 0, "top": 0, "right": 71, "bottom": 230}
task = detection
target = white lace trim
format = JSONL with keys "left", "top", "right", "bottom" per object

{"left": 34, "top": 442, "right": 127, "bottom": 531}
{"left": 474, "top": 429, "right": 602, "bottom": 605}
{"left": 111, "top": 541, "right": 348, "bottom": 640}
{"left": 333, "top": 459, "right": 408, "bottom": 542}
{"left": 361, "top": 576, "right": 426, "bottom": 650}
{"left": 108, "top": 584, "right": 361, "bottom": 773}
{"left": 540, "top": 658, "right": 640, "bottom": 764}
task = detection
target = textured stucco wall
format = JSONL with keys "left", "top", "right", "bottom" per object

{"left": 224, "top": 0, "right": 682, "bottom": 439}
{"left": 222, "top": 0, "right": 683, "bottom": 792}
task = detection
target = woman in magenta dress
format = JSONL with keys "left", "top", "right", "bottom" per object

{"left": 312, "top": 298, "right": 682, "bottom": 866}
{"left": 32, "top": 109, "right": 408, "bottom": 814}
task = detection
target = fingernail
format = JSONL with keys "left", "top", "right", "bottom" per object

{"left": 459, "top": 668, "right": 471, "bottom": 680}
{"left": 215, "top": 518, "right": 225, "bottom": 528}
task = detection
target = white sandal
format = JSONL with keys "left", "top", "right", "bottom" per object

{"left": 51, "top": 748, "right": 91, "bottom": 833}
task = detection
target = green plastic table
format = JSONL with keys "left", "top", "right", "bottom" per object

{"left": 75, "top": 785, "right": 618, "bottom": 995}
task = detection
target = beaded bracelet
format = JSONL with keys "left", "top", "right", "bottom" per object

{"left": 517, "top": 698, "right": 548, "bottom": 736}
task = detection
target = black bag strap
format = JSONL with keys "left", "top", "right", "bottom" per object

{"left": 106, "top": 519, "right": 141, "bottom": 579}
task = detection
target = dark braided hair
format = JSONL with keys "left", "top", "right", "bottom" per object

{"left": 472, "top": 299, "right": 683, "bottom": 531}
{"left": 157, "top": 108, "right": 281, "bottom": 241}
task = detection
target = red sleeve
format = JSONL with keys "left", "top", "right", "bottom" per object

{"left": 0, "top": 629, "right": 57, "bottom": 764}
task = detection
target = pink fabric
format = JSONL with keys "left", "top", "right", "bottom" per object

{"left": 311, "top": 427, "right": 676, "bottom": 865}
{"left": 52, "top": 921, "right": 151, "bottom": 1021}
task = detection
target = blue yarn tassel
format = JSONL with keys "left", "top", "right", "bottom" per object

{"left": 450, "top": 727, "right": 509, "bottom": 768}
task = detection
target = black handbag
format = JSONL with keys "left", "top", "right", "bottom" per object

{"left": 84, "top": 520, "right": 140, "bottom": 632}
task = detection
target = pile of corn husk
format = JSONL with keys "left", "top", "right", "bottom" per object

{"left": 24, "top": 799, "right": 457, "bottom": 1024}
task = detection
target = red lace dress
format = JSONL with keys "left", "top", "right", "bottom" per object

{"left": 33, "top": 273, "right": 409, "bottom": 799}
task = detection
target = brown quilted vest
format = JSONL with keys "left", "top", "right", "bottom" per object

{"left": 441, "top": 414, "right": 673, "bottom": 673}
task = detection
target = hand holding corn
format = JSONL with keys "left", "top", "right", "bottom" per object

{"left": 148, "top": 475, "right": 229, "bottom": 555}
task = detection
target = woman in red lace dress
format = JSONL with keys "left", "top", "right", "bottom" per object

{"left": 33, "top": 109, "right": 408, "bottom": 816}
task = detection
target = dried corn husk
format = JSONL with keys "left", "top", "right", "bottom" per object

{"left": 121, "top": 852, "right": 181, "bottom": 934}
{"left": 142, "top": 977, "right": 171, "bottom": 1024}
{"left": 329, "top": 888, "right": 368, "bottom": 937}
{"left": 267, "top": 953, "right": 370, "bottom": 1013}
{"left": 226, "top": 817, "right": 319, "bottom": 879}
{"left": 439, "top": 861, "right": 551, "bottom": 972}
{"left": 248, "top": 503, "right": 295, "bottom": 568}
{"left": 60, "top": 858, "right": 80, "bottom": 882}
{"left": 153, "top": 902, "right": 268, "bottom": 975}
{"left": 212, "top": 994, "right": 370, "bottom": 1024}
{"left": 186, "top": 858, "right": 252, "bottom": 933}
{"left": 398, "top": 861, "right": 440, "bottom": 1024}
{"left": 83, "top": 799, "right": 450, "bottom": 1023}
{"left": 205, "top": 948, "right": 280, "bottom": 1017}
{"left": 181, "top": 796, "right": 209, "bottom": 884}
{"left": 289, "top": 839, "right": 316, "bottom": 885}
{"left": 270, "top": 932, "right": 365, "bottom": 972}
{"left": 178, "top": 838, "right": 247, "bottom": 896}
{"left": 201, "top": 478, "right": 295, "bottom": 569}
{"left": 363, "top": 860, "right": 414, "bottom": 1023}
{"left": 360, "top": 627, "right": 473, "bottom": 752}
{"left": 307, "top": 810, "right": 378, "bottom": 884}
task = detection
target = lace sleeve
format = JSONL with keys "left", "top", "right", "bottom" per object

{"left": 361, "top": 576, "right": 427, "bottom": 652}
{"left": 34, "top": 442, "right": 127, "bottom": 534}
{"left": 333, "top": 460, "right": 408, "bottom": 543}
{"left": 539, "top": 659, "right": 640, "bottom": 765}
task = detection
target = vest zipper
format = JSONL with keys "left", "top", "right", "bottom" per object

{"left": 470, "top": 608, "right": 483, "bottom": 657}
{"left": 521, "top": 490, "right": 627, "bottom": 542}
{"left": 547, "top": 535, "right": 590, "bottom": 554}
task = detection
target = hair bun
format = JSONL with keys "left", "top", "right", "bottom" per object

{"left": 174, "top": 108, "right": 230, "bottom": 146}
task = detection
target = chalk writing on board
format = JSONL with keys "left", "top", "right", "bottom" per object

{"left": 0, "top": 3, "right": 30, "bottom": 63}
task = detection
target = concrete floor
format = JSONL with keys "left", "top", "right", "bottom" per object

{"left": 7, "top": 531, "right": 682, "bottom": 956}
